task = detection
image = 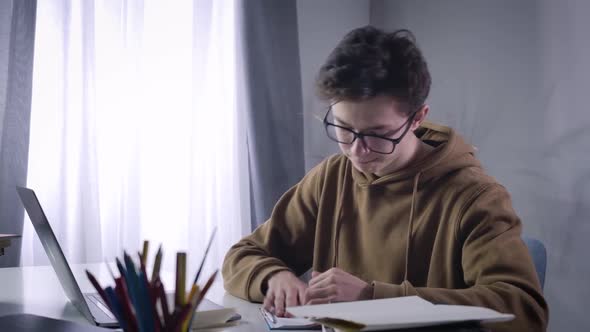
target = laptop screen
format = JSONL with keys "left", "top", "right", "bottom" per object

{"left": 16, "top": 186, "right": 94, "bottom": 322}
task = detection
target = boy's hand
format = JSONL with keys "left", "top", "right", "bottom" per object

{"left": 263, "top": 270, "right": 308, "bottom": 317}
{"left": 305, "top": 268, "right": 372, "bottom": 305}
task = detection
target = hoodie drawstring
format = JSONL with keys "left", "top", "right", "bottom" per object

{"left": 332, "top": 161, "right": 350, "bottom": 268}
{"left": 404, "top": 172, "right": 421, "bottom": 281}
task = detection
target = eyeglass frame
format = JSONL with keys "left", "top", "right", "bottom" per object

{"left": 322, "top": 106, "right": 419, "bottom": 155}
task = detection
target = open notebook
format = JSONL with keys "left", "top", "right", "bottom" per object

{"left": 275, "top": 296, "right": 514, "bottom": 331}
{"left": 260, "top": 308, "right": 320, "bottom": 330}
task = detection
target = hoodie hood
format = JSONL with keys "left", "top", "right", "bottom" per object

{"left": 351, "top": 121, "right": 481, "bottom": 187}
{"left": 345, "top": 121, "right": 482, "bottom": 281}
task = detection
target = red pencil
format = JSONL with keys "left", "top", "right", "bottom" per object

{"left": 114, "top": 277, "right": 139, "bottom": 332}
{"left": 85, "top": 270, "right": 111, "bottom": 311}
{"left": 156, "top": 278, "right": 172, "bottom": 328}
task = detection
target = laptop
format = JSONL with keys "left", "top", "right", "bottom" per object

{"left": 16, "top": 186, "right": 240, "bottom": 327}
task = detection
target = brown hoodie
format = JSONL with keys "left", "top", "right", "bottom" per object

{"left": 222, "top": 122, "right": 548, "bottom": 331}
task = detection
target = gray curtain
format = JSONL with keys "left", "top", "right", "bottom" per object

{"left": 0, "top": 0, "right": 36, "bottom": 267}
{"left": 239, "top": 0, "right": 305, "bottom": 229}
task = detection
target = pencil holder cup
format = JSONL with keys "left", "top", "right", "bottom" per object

{"left": 86, "top": 240, "right": 218, "bottom": 332}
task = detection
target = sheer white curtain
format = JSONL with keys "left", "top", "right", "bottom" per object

{"left": 22, "top": 0, "right": 250, "bottom": 276}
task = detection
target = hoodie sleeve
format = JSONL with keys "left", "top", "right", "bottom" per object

{"left": 221, "top": 161, "right": 325, "bottom": 302}
{"left": 372, "top": 184, "right": 549, "bottom": 332}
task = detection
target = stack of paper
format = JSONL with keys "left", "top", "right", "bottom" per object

{"left": 286, "top": 296, "right": 513, "bottom": 331}
{"left": 191, "top": 298, "right": 241, "bottom": 329}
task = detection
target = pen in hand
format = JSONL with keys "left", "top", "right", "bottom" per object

{"left": 261, "top": 307, "right": 278, "bottom": 324}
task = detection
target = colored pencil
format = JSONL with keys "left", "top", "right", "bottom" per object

{"left": 175, "top": 252, "right": 187, "bottom": 310}
{"left": 192, "top": 227, "right": 217, "bottom": 285}
{"left": 151, "top": 244, "right": 163, "bottom": 284}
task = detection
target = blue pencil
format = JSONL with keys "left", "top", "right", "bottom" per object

{"left": 137, "top": 252, "right": 160, "bottom": 332}
{"left": 124, "top": 252, "right": 147, "bottom": 332}
{"left": 137, "top": 269, "right": 155, "bottom": 332}
{"left": 105, "top": 286, "right": 127, "bottom": 331}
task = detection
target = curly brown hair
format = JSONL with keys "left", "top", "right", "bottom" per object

{"left": 316, "top": 26, "right": 431, "bottom": 114}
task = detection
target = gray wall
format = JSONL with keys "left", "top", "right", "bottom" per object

{"left": 534, "top": 1, "right": 590, "bottom": 330}
{"left": 297, "top": 0, "right": 370, "bottom": 171}
{"left": 298, "top": 0, "right": 590, "bottom": 330}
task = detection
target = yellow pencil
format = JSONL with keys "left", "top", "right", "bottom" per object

{"left": 181, "top": 284, "right": 200, "bottom": 332}
{"left": 175, "top": 252, "right": 187, "bottom": 310}
{"left": 187, "top": 284, "right": 200, "bottom": 305}
{"left": 141, "top": 240, "right": 150, "bottom": 266}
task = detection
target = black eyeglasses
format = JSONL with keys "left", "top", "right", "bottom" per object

{"left": 323, "top": 107, "right": 417, "bottom": 154}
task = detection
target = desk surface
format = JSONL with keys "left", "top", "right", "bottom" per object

{"left": 0, "top": 264, "right": 487, "bottom": 332}
{"left": 0, "top": 263, "right": 309, "bottom": 332}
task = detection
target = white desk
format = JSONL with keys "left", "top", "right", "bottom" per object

{"left": 0, "top": 264, "right": 308, "bottom": 332}
{"left": 0, "top": 265, "right": 488, "bottom": 332}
